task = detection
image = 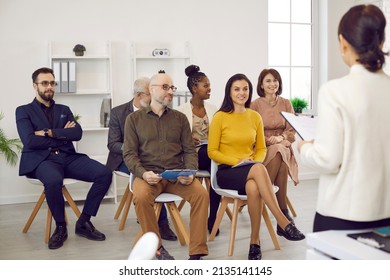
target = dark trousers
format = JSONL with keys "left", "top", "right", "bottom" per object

{"left": 198, "top": 145, "right": 221, "bottom": 223}
{"left": 117, "top": 161, "right": 168, "bottom": 225}
{"left": 30, "top": 152, "right": 112, "bottom": 224}
{"left": 313, "top": 212, "right": 390, "bottom": 232}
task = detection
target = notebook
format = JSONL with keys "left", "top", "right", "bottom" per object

{"left": 160, "top": 169, "right": 197, "bottom": 180}
{"left": 280, "top": 112, "right": 317, "bottom": 140}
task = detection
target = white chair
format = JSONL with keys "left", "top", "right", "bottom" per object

{"left": 177, "top": 170, "right": 233, "bottom": 221}
{"left": 177, "top": 169, "right": 211, "bottom": 210}
{"left": 208, "top": 160, "right": 280, "bottom": 256}
{"left": 113, "top": 171, "right": 133, "bottom": 231}
{"left": 131, "top": 174, "right": 189, "bottom": 247}
{"left": 22, "top": 177, "right": 81, "bottom": 243}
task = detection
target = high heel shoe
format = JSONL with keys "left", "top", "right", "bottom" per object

{"left": 281, "top": 209, "right": 295, "bottom": 224}
{"left": 277, "top": 223, "right": 305, "bottom": 241}
{"left": 248, "top": 244, "right": 262, "bottom": 260}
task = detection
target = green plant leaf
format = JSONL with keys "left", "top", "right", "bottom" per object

{"left": 0, "top": 112, "right": 23, "bottom": 166}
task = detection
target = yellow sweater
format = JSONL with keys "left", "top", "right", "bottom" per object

{"left": 208, "top": 109, "right": 266, "bottom": 166}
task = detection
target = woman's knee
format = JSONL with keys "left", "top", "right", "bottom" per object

{"left": 245, "top": 180, "right": 260, "bottom": 197}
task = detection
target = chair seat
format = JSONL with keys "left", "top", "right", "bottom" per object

{"left": 155, "top": 193, "right": 183, "bottom": 203}
{"left": 26, "top": 177, "right": 80, "bottom": 186}
{"left": 214, "top": 185, "right": 279, "bottom": 200}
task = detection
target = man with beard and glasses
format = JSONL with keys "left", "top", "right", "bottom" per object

{"left": 123, "top": 71, "right": 209, "bottom": 260}
{"left": 106, "top": 77, "right": 177, "bottom": 241}
{"left": 16, "top": 67, "right": 112, "bottom": 250}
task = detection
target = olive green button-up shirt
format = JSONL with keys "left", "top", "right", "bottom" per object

{"left": 123, "top": 106, "right": 198, "bottom": 179}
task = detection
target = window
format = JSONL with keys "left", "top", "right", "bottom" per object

{"left": 268, "top": 0, "right": 313, "bottom": 109}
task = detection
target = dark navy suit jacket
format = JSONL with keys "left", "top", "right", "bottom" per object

{"left": 15, "top": 98, "right": 83, "bottom": 175}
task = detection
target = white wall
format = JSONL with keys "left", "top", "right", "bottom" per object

{"left": 0, "top": 0, "right": 357, "bottom": 204}
{"left": 0, "top": 0, "right": 267, "bottom": 204}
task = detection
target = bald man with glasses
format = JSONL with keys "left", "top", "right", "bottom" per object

{"left": 106, "top": 77, "right": 177, "bottom": 241}
{"left": 123, "top": 71, "right": 209, "bottom": 260}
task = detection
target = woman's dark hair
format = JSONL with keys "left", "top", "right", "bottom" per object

{"left": 185, "top": 64, "right": 207, "bottom": 95}
{"left": 256, "top": 68, "right": 283, "bottom": 97}
{"left": 338, "top": 4, "right": 388, "bottom": 72}
{"left": 32, "top": 67, "right": 54, "bottom": 82}
{"left": 218, "top": 73, "right": 253, "bottom": 113}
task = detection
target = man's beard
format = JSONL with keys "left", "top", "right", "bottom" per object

{"left": 38, "top": 89, "right": 54, "bottom": 102}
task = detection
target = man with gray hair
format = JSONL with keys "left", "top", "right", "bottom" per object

{"left": 106, "top": 77, "right": 177, "bottom": 241}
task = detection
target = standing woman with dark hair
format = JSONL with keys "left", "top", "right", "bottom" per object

{"left": 298, "top": 4, "right": 390, "bottom": 232}
{"left": 250, "top": 68, "right": 298, "bottom": 225}
{"left": 176, "top": 65, "right": 221, "bottom": 235}
{"left": 208, "top": 73, "right": 305, "bottom": 260}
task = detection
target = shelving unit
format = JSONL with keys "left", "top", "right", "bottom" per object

{"left": 48, "top": 41, "right": 116, "bottom": 202}
{"left": 131, "top": 41, "right": 192, "bottom": 107}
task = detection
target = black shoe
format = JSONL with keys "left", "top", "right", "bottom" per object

{"left": 188, "top": 254, "right": 205, "bottom": 260}
{"left": 159, "top": 223, "right": 177, "bottom": 241}
{"left": 208, "top": 218, "right": 220, "bottom": 236}
{"left": 48, "top": 225, "right": 68, "bottom": 249}
{"left": 248, "top": 244, "right": 262, "bottom": 260}
{"left": 277, "top": 223, "right": 305, "bottom": 241}
{"left": 281, "top": 209, "right": 295, "bottom": 224}
{"left": 155, "top": 245, "right": 175, "bottom": 260}
{"left": 75, "top": 221, "right": 106, "bottom": 241}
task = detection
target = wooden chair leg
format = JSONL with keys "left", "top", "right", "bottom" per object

{"left": 62, "top": 186, "right": 81, "bottom": 217}
{"left": 132, "top": 202, "right": 163, "bottom": 248}
{"left": 225, "top": 206, "right": 233, "bottom": 221}
{"left": 209, "top": 197, "right": 229, "bottom": 240}
{"left": 177, "top": 200, "right": 186, "bottom": 211}
{"left": 118, "top": 191, "right": 133, "bottom": 230}
{"left": 114, "top": 184, "right": 129, "bottom": 219}
{"left": 45, "top": 208, "right": 53, "bottom": 243}
{"left": 262, "top": 205, "right": 280, "bottom": 250}
{"left": 22, "top": 191, "right": 46, "bottom": 233}
{"left": 166, "top": 202, "right": 189, "bottom": 246}
{"left": 228, "top": 199, "right": 242, "bottom": 256}
{"left": 286, "top": 196, "right": 297, "bottom": 217}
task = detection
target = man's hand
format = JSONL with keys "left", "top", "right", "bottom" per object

{"left": 142, "top": 171, "right": 162, "bottom": 185}
{"left": 64, "top": 121, "right": 76, "bottom": 129}
{"left": 178, "top": 174, "right": 194, "bottom": 185}
{"left": 193, "top": 137, "right": 201, "bottom": 146}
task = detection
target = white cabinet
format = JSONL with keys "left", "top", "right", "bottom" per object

{"left": 131, "top": 42, "right": 192, "bottom": 107}
{"left": 48, "top": 41, "right": 115, "bottom": 201}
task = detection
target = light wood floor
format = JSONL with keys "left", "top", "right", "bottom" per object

{"left": 0, "top": 179, "right": 318, "bottom": 260}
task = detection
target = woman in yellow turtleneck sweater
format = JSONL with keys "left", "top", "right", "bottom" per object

{"left": 208, "top": 73, "right": 305, "bottom": 260}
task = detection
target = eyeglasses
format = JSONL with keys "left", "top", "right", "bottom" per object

{"left": 35, "top": 81, "right": 57, "bottom": 87}
{"left": 138, "top": 92, "right": 151, "bottom": 96}
{"left": 152, "top": 84, "right": 177, "bottom": 92}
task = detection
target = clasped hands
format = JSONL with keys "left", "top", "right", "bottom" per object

{"left": 267, "top": 135, "right": 288, "bottom": 146}
{"left": 143, "top": 171, "right": 194, "bottom": 186}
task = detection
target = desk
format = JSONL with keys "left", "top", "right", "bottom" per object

{"left": 306, "top": 230, "right": 390, "bottom": 260}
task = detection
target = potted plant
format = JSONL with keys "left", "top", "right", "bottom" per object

{"left": 73, "top": 44, "right": 86, "bottom": 56}
{"left": 74, "top": 113, "right": 81, "bottom": 122}
{"left": 0, "top": 112, "right": 22, "bottom": 166}
{"left": 290, "top": 97, "right": 308, "bottom": 114}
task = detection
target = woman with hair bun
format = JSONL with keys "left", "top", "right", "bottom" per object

{"left": 176, "top": 65, "right": 221, "bottom": 235}
{"left": 298, "top": 4, "right": 390, "bottom": 232}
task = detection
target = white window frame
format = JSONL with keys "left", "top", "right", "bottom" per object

{"left": 267, "top": 0, "right": 319, "bottom": 112}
